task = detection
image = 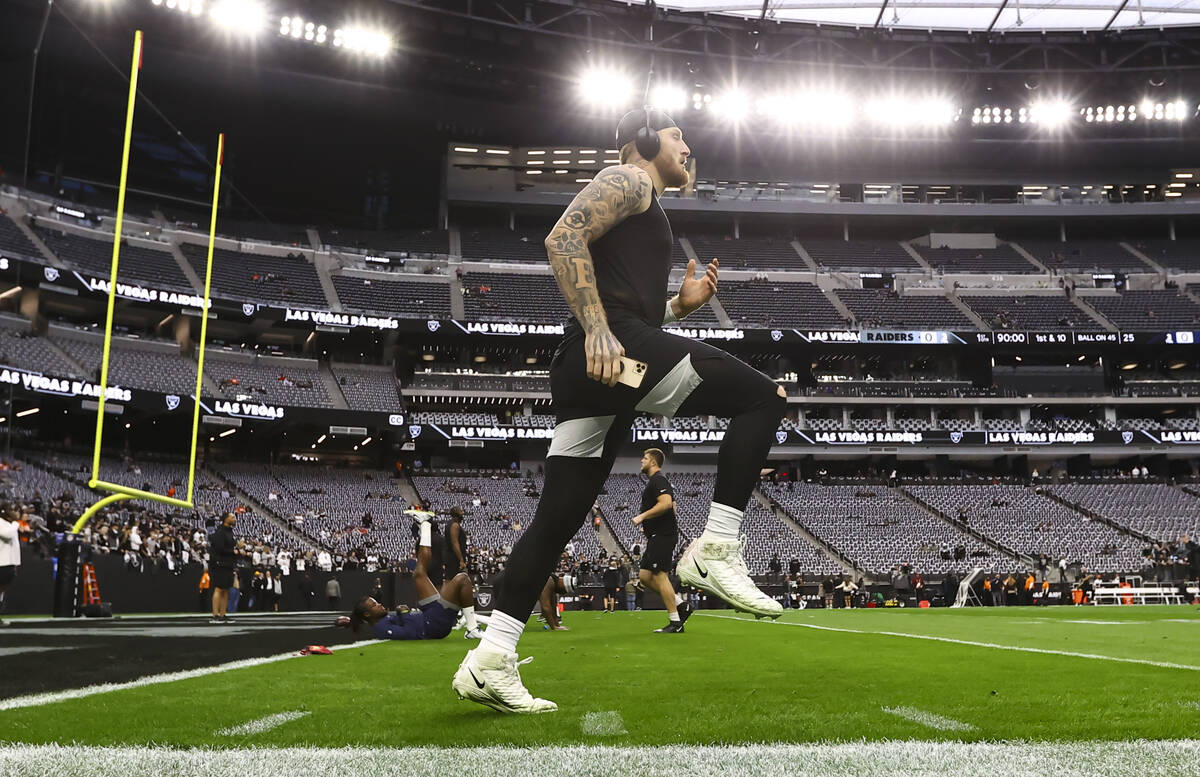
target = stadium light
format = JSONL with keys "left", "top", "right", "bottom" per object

{"left": 1085, "top": 101, "right": 1186, "bottom": 123}
{"left": 151, "top": 0, "right": 205, "bottom": 14}
{"left": 15, "top": 407, "right": 39, "bottom": 418}
{"left": 758, "top": 91, "right": 853, "bottom": 129}
{"left": 210, "top": 0, "right": 266, "bottom": 36}
{"left": 280, "top": 15, "right": 326, "bottom": 43}
{"left": 336, "top": 26, "right": 393, "bottom": 57}
{"left": 971, "top": 105, "right": 1015, "bottom": 125}
{"left": 866, "top": 97, "right": 956, "bottom": 128}
{"left": 279, "top": 14, "right": 392, "bottom": 56}
{"left": 577, "top": 67, "right": 634, "bottom": 110}
{"left": 710, "top": 89, "right": 751, "bottom": 123}
{"left": 650, "top": 85, "right": 688, "bottom": 113}
{"left": 1027, "top": 99, "right": 1073, "bottom": 128}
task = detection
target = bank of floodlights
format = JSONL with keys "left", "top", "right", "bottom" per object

{"left": 209, "top": 0, "right": 266, "bottom": 36}
{"left": 649, "top": 85, "right": 690, "bottom": 113}
{"left": 866, "top": 97, "right": 958, "bottom": 127}
{"left": 577, "top": 67, "right": 636, "bottom": 110}
{"left": 150, "top": 0, "right": 204, "bottom": 15}
{"left": 277, "top": 15, "right": 392, "bottom": 56}
{"left": 1082, "top": 100, "right": 1188, "bottom": 122}
{"left": 757, "top": 91, "right": 854, "bottom": 129}
{"left": 1018, "top": 99, "right": 1073, "bottom": 128}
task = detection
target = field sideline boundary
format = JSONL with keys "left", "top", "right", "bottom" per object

{"left": 696, "top": 613, "right": 1200, "bottom": 671}
{"left": 0, "top": 741, "right": 1198, "bottom": 777}
{"left": 0, "top": 641, "right": 385, "bottom": 711}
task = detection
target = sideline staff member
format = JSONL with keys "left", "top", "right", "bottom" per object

{"left": 0, "top": 509, "right": 21, "bottom": 626}
{"left": 209, "top": 512, "right": 237, "bottom": 624}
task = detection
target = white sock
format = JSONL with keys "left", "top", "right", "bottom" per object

{"left": 478, "top": 610, "right": 524, "bottom": 655}
{"left": 462, "top": 605, "right": 478, "bottom": 631}
{"left": 701, "top": 502, "right": 743, "bottom": 542}
{"left": 674, "top": 593, "right": 684, "bottom": 606}
{"left": 668, "top": 611, "right": 681, "bottom": 622}
{"left": 419, "top": 521, "right": 432, "bottom": 547}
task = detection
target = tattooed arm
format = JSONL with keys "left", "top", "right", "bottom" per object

{"left": 544, "top": 165, "right": 653, "bottom": 387}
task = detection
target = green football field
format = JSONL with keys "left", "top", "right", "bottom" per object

{"left": 3, "top": 606, "right": 1200, "bottom": 776}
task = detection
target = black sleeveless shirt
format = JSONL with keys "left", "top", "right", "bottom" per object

{"left": 566, "top": 189, "right": 673, "bottom": 333}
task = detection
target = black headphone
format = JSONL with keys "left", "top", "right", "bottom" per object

{"left": 634, "top": 106, "right": 660, "bottom": 161}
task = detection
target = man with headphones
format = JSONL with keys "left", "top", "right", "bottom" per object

{"left": 452, "top": 106, "right": 788, "bottom": 714}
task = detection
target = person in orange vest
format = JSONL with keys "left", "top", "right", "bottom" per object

{"left": 1120, "top": 579, "right": 1134, "bottom": 605}
{"left": 982, "top": 576, "right": 992, "bottom": 606}
{"left": 1022, "top": 572, "right": 1036, "bottom": 606}
{"left": 198, "top": 569, "right": 211, "bottom": 613}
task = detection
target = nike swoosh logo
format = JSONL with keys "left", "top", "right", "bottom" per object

{"left": 693, "top": 559, "right": 708, "bottom": 578}
{"left": 468, "top": 668, "right": 485, "bottom": 689}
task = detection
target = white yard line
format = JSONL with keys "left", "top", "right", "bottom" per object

{"left": 0, "top": 742, "right": 1198, "bottom": 777}
{"left": 3, "top": 611, "right": 338, "bottom": 624}
{"left": 697, "top": 613, "right": 1200, "bottom": 671}
{"left": 881, "top": 706, "right": 976, "bottom": 731}
{"left": 215, "top": 710, "right": 311, "bottom": 736}
{"left": 0, "top": 640, "right": 385, "bottom": 711}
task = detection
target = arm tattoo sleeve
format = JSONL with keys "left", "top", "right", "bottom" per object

{"left": 544, "top": 166, "right": 650, "bottom": 334}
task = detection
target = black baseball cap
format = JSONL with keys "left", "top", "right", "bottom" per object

{"left": 615, "top": 109, "right": 678, "bottom": 151}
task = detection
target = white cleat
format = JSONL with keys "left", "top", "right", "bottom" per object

{"left": 452, "top": 648, "right": 558, "bottom": 714}
{"left": 677, "top": 536, "right": 783, "bottom": 619}
{"left": 464, "top": 628, "right": 484, "bottom": 640}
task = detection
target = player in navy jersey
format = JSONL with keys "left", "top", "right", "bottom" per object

{"left": 338, "top": 511, "right": 482, "bottom": 640}
{"left": 632, "top": 448, "right": 690, "bottom": 633}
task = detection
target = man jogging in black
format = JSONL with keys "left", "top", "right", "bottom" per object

{"left": 633, "top": 447, "right": 690, "bottom": 633}
{"left": 452, "top": 108, "right": 787, "bottom": 713}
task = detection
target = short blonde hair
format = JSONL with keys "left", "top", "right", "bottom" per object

{"left": 643, "top": 448, "right": 665, "bottom": 468}
{"left": 619, "top": 140, "right": 639, "bottom": 164}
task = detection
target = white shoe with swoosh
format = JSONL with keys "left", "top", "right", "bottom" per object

{"left": 677, "top": 536, "right": 783, "bottom": 619}
{"left": 452, "top": 648, "right": 558, "bottom": 714}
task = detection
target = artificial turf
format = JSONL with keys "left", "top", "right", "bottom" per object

{"left": 3, "top": 605, "right": 1198, "bottom": 748}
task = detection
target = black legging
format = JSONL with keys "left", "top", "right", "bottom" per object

{"left": 491, "top": 317, "right": 786, "bottom": 621}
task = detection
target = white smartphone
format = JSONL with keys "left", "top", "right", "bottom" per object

{"left": 616, "top": 356, "right": 648, "bottom": 388}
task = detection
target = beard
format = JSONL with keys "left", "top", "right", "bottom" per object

{"left": 656, "top": 157, "right": 690, "bottom": 188}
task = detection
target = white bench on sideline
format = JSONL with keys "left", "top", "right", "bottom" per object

{"left": 1092, "top": 582, "right": 1198, "bottom": 605}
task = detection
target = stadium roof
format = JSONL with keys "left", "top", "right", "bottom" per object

{"left": 651, "top": 0, "right": 1200, "bottom": 33}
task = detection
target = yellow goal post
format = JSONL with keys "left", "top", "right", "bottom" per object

{"left": 72, "top": 30, "right": 223, "bottom": 533}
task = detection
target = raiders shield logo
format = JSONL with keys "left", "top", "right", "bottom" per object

{"left": 775, "top": 430, "right": 788, "bottom": 444}
{"left": 388, "top": 414, "right": 405, "bottom": 426}
{"left": 43, "top": 267, "right": 60, "bottom": 282}
{"left": 427, "top": 320, "right": 440, "bottom": 332}
{"left": 1121, "top": 431, "right": 1134, "bottom": 444}
{"left": 409, "top": 425, "right": 422, "bottom": 439}
{"left": 950, "top": 432, "right": 963, "bottom": 443}
{"left": 770, "top": 330, "right": 783, "bottom": 342}
{"left": 165, "top": 395, "right": 181, "bottom": 411}
{"left": 475, "top": 591, "right": 492, "bottom": 608}
{"left": 242, "top": 303, "right": 255, "bottom": 317}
